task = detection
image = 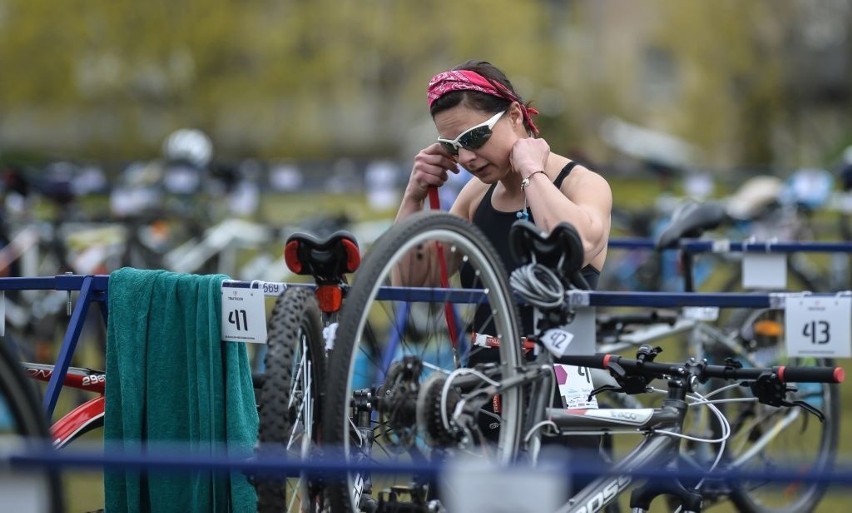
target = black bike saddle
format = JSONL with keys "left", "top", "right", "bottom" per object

{"left": 655, "top": 201, "right": 728, "bottom": 250}
{"left": 509, "top": 220, "right": 587, "bottom": 289}
{"left": 284, "top": 230, "right": 360, "bottom": 279}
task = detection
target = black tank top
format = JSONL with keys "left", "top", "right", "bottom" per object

{"left": 467, "top": 161, "right": 600, "bottom": 338}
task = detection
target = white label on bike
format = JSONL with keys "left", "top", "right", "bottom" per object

{"left": 553, "top": 364, "right": 598, "bottom": 409}
{"left": 785, "top": 296, "right": 851, "bottom": 358}
{"left": 742, "top": 253, "right": 787, "bottom": 290}
{"left": 323, "top": 322, "right": 338, "bottom": 352}
{"left": 682, "top": 306, "right": 719, "bottom": 321}
{"left": 221, "top": 286, "right": 267, "bottom": 343}
{"left": 259, "top": 281, "right": 285, "bottom": 296}
{"left": 541, "top": 308, "right": 596, "bottom": 357}
{"left": 575, "top": 408, "right": 654, "bottom": 425}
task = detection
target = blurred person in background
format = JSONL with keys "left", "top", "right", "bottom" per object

{"left": 393, "top": 60, "right": 612, "bottom": 464}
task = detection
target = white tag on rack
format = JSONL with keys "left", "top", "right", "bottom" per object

{"left": 785, "top": 296, "right": 851, "bottom": 358}
{"left": 742, "top": 253, "right": 787, "bottom": 289}
{"left": 682, "top": 306, "right": 719, "bottom": 321}
{"left": 540, "top": 307, "right": 595, "bottom": 357}
{"left": 554, "top": 363, "right": 598, "bottom": 409}
{"left": 221, "top": 286, "right": 267, "bottom": 343}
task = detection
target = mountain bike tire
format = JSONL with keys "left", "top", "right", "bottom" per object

{"left": 0, "top": 336, "right": 65, "bottom": 513}
{"left": 321, "top": 211, "right": 524, "bottom": 513}
{"left": 254, "top": 287, "right": 326, "bottom": 513}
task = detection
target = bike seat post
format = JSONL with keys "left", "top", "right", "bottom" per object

{"left": 680, "top": 243, "right": 696, "bottom": 293}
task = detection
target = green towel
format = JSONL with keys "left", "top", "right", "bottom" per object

{"left": 104, "top": 268, "right": 258, "bottom": 513}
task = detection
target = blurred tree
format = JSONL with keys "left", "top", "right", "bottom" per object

{"left": 0, "top": 0, "right": 849, "bottom": 169}
{"left": 0, "top": 0, "right": 549, "bottom": 160}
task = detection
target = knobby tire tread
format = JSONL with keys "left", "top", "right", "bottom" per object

{"left": 255, "top": 287, "right": 325, "bottom": 513}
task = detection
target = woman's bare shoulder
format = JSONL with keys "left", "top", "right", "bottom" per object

{"left": 451, "top": 178, "right": 490, "bottom": 220}
{"left": 563, "top": 162, "right": 611, "bottom": 194}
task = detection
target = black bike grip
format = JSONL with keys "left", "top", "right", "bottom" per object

{"left": 776, "top": 365, "right": 845, "bottom": 384}
{"left": 555, "top": 353, "right": 610, "bottom": 369}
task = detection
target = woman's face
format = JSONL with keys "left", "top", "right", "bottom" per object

{"left": 433, "top": 103, "right": 523, "bottom": 183}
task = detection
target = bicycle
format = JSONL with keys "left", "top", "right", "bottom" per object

{"left": 642, "top": 200, "right": 842, "bottom": 512}
{"left": 253, "top": 229, "right": 361, "bottom": 513}
{"left": 318, "top": 210, "right": 843, "bottom": 513}
{"left": 0, "top": 329, "right": 65, "bottom": 512}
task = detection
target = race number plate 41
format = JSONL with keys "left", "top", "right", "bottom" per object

{"left": 221, "top": 285, "right": 267, "bottom": 344}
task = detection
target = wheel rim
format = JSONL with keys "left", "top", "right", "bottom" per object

{"left": 325, "top": 215, "right": 523, "bottom": 512}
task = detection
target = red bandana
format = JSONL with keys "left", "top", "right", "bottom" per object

{"left": 427, "top": 69, "right": 540, "bottom": 136}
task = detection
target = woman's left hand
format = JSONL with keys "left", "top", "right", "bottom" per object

{"left": 510, "top": 138, "right": 550, "bottom": 178}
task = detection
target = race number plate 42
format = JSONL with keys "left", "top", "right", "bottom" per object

{"left": 221, "top": 285, "right": 267, "bottom": 343}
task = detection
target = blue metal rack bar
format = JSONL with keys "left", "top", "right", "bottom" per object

{"left": 9, "top": 443, "right": 852, "bottom": 486}
{"left": 683, "top": 239, "right": 852, "bottom": 254}
{"left": 607, "top": 237, "right": 852, "bottom": 253}
{"left": 0, "top": 275, "right": 109, "bottom": 418}
{"left": 2, "top": 274, "right": 848, "bottom": 420}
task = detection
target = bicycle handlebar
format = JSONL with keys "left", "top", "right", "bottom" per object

{"left": 559, "top": 353, "right": 844, "bottom": 384}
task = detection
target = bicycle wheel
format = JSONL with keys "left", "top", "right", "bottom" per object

{"left": 0, "top": 337, "right": 64, "bottom": 513}
{"left": 707, "top": 310, "right": 839, "bottom": 513}
{"left": 255, "top": 287, "right": 326, "bottom": 513}
{"left": 321, "top": 211, "right": 524, "bottom": 513}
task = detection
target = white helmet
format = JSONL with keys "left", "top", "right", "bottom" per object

{"left": 162, "top": 128, "right": 213, "bottom": 168}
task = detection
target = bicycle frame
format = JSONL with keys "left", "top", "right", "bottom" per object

{"left": 22, "top": 363, "right": 105, "bottom": 448}
{"left": 479, "top": 346, "right": 696, "bottom": 512}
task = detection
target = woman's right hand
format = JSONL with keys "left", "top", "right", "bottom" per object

{"left": 405, "top": 143, "right": 459, "bottom": 202}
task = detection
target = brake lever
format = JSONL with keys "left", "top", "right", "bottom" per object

{"left": 599, "top": 360, "right": 651, "bottom": 396}
{"left": 748, "top": 373, "right": 826, "bottom": 423}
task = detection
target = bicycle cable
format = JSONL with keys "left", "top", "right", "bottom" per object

{"left": 509, "top": 262, "right": 565, "bottom": 309}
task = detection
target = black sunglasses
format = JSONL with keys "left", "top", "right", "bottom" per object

{"left": 437, "top": 110, "right": 506, "bottom": 156}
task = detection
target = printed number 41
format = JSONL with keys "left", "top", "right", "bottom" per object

{"left": 229, "top": 309, "right": 248, "bottom": 331}
{"left": 803, "top": 320, "right": 830, "bottom": 345}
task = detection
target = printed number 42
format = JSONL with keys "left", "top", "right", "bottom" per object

{"left": 803, "top": 320, "right": 830, "bottom": 345}
{"left": 229, "top": 309, "right": 248, "bottom": 331}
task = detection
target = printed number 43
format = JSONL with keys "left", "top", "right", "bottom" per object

{"left": 802, "top": 320, "right": 830, "bottom": 345}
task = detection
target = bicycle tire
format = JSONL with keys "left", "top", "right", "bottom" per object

{"left": 254, "top": 287, "right": 326, "bottom": 513}
{"left": 727, "top": 359, "right": 839, "bottom": 513}
{"left": 321, "top": 211, "right": 524, "bottom": 513}
{"left": 716, "top": 311, "right": 839, "bottom": 513}
{"left": 0, "top": 337, "right": 65, "bottom": 513}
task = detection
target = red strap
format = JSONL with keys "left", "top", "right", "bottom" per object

{"left": 428, "top": 187, "right": 459, "bottom": 350}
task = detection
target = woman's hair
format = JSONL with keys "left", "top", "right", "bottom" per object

{"left": 430, "top": 60, "right": 535, "bottom": 134}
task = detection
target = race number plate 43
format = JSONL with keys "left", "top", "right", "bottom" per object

{"left": 785, "top": 296, "right": 851, "bottom": 358}
{"left": 221, "top": 286, "right": 267, "bottom": 343}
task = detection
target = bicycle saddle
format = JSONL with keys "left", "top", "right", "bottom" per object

{"left": 284, "top": 230, "right": 361, "bottom": 279}
{"left": 509, "top": 220, "right": 588, "bottom": 289}
{"left": 655, "top": 201, "right": 728, "bottom": 250}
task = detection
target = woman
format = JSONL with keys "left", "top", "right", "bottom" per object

{"left": 396, "top": 59, "right": 611, "bottom": 299}
{"left": 394, "top": 61, "right": 613, "bottom": 449}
